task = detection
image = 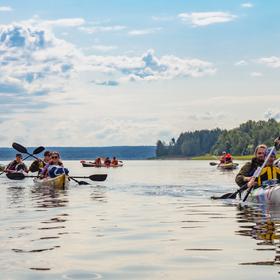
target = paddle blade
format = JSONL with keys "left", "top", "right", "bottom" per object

{"left": 209, "top": 162, "right": 218, "bottom": 166}
{"left": 78, "top": 181, "right": 90, "bottom": 185}
{"left": 89, "top": 174, "right": 107, "bottom": 181}
{"left": 211, "top": 192, "right": 236, "bottom": 200}
{"left": 29, "top": 161, "right": 40, "bottom": 173}
{"left": 12, "top": 142, "right": 28, "bottom": 154}
{"left": 32, "top": 146, "right": 45, "bottom": 155}
{"left": 6, "top": 172, "right": 25, "bottom": 180}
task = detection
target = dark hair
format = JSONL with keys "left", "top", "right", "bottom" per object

{"left": 16, "top": 153, "right": 22, "bottom": 158}
{"left": 44, "top": 151, "right": 51, "bottom": 157}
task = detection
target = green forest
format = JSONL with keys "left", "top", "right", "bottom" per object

{"left": 156, "top": 119, "right": 280, "bottom": 158}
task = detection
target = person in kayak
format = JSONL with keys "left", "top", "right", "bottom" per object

{"left": 247, "top": 147, "right": 280, "bottom": 188}
{"left": 219, "top": 151, "right": 227, "bottom": 164}
{"left": 29, "top": 151, "right": 51, "bottom": 173}
{"left": 111, "top": 156, "right": 119, "bottom": 166}
{"left": 94, "top": 157, "right": 102, "bottom": 167}
{"left": 104, "top": 157, "right": 111, "bottom": 167}
{"left": 40, "top": 152, "right": 69, "bottom": 178}
{"left": 5, "top": 153, "right": 28, "bottom": 173}
{"left": 235, "top": 144, "right": 267, "bottom": 187}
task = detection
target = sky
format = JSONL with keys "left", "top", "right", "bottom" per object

{"left": 0, "top": 0, "right": 279, "bottom": 147}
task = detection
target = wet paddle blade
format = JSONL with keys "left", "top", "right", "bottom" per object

{"left": 6, "top": 172, "right": 25, "bottom": 180}
{"left": 78, "top": 181, "right": 90, "bottom": 185}
{"left": 209, "top": 162, "right": 218, "bottom": 166}
{"left": 12, "top": 142, "right": 28, "bottom": 154}
{"left": 89, "top": 174, "right": 107, "bottom": 181}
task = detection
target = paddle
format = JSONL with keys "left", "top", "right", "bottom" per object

{"left": 242, "top": 146, "right": 276, "bottom": 202}
{"left": 12, "top": 142, "right": 42, "bottom": 161}
{"left": 211, "top": 183, "right": 248, "bottom": 200}
{"left": 209, "top": 162, "right": 218, "bottom": 166}
{"left": 6, "top": 172, "right": 107, "bottom": 182}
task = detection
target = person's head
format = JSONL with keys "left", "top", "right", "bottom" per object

{"left": 265, "top": 147, "right": 277, "bottom": 166}
{"left": 43, "top": 151, "right": 51, "bottom": 162}
{"left": 50, "top": 151, "right": 60, "bottom": 164}
{"left": 15, "top": 153, "right": 22, "bottom": 162}
{"left": 254, "top": 144, "right": 267, "bottom": 161}
{"left": 222, "top": 151, "right": 226, "bottom": 155}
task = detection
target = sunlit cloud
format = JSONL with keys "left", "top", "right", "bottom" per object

{"left": 235, "top": 60, "right": 248, "bottom": 66}
{"left": 241, "top": 3, "right": 254, "bottom": 8}
{"left": 0, "top": 6, "right": 13, "bottom": 12}
{"left": 178, "top": 12, "right": 237, "bottom": 27}
{"left": 257, "top": 56, "right": 280, "bottom": 68}
{"left": 128, "top": 28, "right": 162, "bottom": 36}
{"left": 250, "top": 72, "right": 263, "bottom": 77}
{"left": 79, "top": 25, "right": 126, "bottom": 34}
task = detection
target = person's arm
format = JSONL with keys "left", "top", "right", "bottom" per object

{"left": 235, "top": 162, "right": 252, "bottom": 187}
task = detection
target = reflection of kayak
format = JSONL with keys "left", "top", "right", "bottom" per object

{"left": 243, "top": 184, "right": 280, "bottom": 205}
{"left": 33, "top": 174, "right": 69, "bottom": 189}
{"left": 80, "top": 160, "right": 123, "bottom": 168}
{"left": 218, "top": 162, "right": 239, "bottom": 170}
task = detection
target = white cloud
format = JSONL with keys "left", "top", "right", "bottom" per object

{"left": 250, "top": 72, "right": 263, "bottom": 77}
{"left": 79, "top": 25, "right": 126, "bottom": 34}
{"left": 0, "top": 6, "right": 12, "bottom": 12}
{"left": 152, "top": 16, "right": 174, "bottom": 21}
{"left": 264, "top": 109, "right": 280, "bottom": 120}
{"left": 88, "top": 45, "right": 117, "bottom": 52}
{"left": 241, "top": 3, "right": 254, "bottom": 8}
{"left": 257, "top": 56, "right": 280, "bottom": 68}
{"left": 178, "top": 12, "right": 237, "bottom": 27}
{"left": 128, "top": 28, "right": 162, "bottom": 36}
{"left": 43, "top": 18, "right": 85, "bottom": 27}
{"left": 235, "top": 60, "right": 248, "bottom": 66}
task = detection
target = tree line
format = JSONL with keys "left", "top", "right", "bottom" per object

{"left": 156, "top": 119, "right": 280, "bottom": 157}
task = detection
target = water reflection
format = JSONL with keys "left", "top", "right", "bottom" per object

{"left": 236, "top": 204, "right": 280, "bottom": 266}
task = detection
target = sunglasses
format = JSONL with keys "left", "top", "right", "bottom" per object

{"left": 51, "top": 156, "right": 59, "bottom": 159}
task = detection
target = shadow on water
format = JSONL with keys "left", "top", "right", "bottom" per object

{"left": 236, "top": 203, "right": 280, "bottom": 267}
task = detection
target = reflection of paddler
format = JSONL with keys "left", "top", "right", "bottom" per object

{"left": 254, "top": 221, "right": 279, "bottom": 241}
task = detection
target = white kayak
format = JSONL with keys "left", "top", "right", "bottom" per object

{"left": 33, "top": 174, "right": 69, "bottom": 189}
{"left": 243, "top": 184, "right": 280, "bottom": 204}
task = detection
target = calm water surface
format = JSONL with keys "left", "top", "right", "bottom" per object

{"left": 1, "top": 160, "right": 280, "bottom": 279}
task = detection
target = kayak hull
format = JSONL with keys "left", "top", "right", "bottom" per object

{"left": 244, "top": 185, "right": 280, "bottom": 204}
{"left": 218, "top": 162, "right": 239, "bottom": 170}
{"left": 33, "top": 174, "right": 69, "bottom": 189}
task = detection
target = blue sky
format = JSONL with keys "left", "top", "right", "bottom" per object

{"left": 0, "top": 1, "right": 279, "bottom": 146}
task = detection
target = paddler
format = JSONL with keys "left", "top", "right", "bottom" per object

{"left": 5, "top": 153, "right": 28, "bottom": 173}
{"left": 29, "top": 151, "right": 51, "bottom": 173}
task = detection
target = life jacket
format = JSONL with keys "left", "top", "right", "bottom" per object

{"left": 47, "top": 165, "right": 69, "bottom": 178}
{"left": 257, "top": 166, "right": 280, "bottom": 186}
{"left": 7, "top": 160, "right": 27, "bottom": 172}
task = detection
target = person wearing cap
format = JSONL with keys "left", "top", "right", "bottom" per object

{"left": 5, "top": 153, "right": 28, "bottom": 173}
{"left": 235, "top": 144, "right": 267, "bottom": 187}
{"left": 247, "top": 147, "right": 280, "bottom": 188}
{"left": 29, "top": 150, "right": 51, "bottom": 173}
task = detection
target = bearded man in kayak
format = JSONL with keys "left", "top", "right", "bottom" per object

{"left": 235, "top": 144, "right": 267, "bottom": 187}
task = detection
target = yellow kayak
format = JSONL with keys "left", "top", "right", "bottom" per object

{"left": 217, "top": 162, "right": 239, "bottom": 170}
{"left": 33, "top": 174, "right": 69, "bottom": 189}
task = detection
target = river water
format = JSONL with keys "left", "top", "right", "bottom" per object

{"left": 1, "top": 160, "right": 280, "bottom": 279}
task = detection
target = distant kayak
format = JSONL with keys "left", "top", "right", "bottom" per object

{"left": 80, "top": 160, "right": 123, "bottom": 168}
{"left": 217, "top": 162, "right": 239, "bottom": 170}
{"left": 0, "top": 164, "right": 5, "bottom": 172}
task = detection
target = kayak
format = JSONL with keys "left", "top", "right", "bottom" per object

{"left": 33, "top": 174, "right": 69, "bottom": 189}
{"left": 217, "top": 162, "right": 239, "bottom": 170}
{"left": 81, "top": 161, "right": 123, "bottom": 168}
{"left": 243, "top": 184, "right": 280, "bottom": 205}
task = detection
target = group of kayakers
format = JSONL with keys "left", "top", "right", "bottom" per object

{"left": 5, "top": 150, "right": 69, "bottom": 179}
{"left": 92, "top": 156, "right": 120, "bottom": 167}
